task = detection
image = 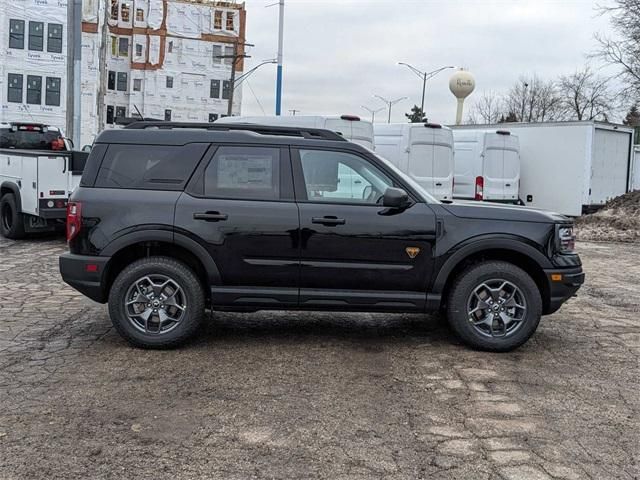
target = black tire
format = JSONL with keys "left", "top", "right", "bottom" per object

{"left": 0, "top": 194, "right": 26, "bottom": 239}
{"left": 446, "top": 261, "right": 542, "bottom": 352}
{"left": 108, "top": 256, "right": 205, "bottom": 349}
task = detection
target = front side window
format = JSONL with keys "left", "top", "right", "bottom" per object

{"left": 95, "top": 144, "right": 207, "bottom": 190}
{"left": 47, "top": 23, "right": 63, "bottom": 53}
{"left": 27, "top": 75, "right": 42, "bottom": 104}
{"left": 8, "top": 74, "right": 24, "bottom": 103}
{"left": 204, "top": 146, "right": 280, "bottom": 200}
{"left": 29, "top": 21, "right": 44, "bottom": 51}
{"left": 9, "top": 19, "right": 25, "bottom": 49}
{"left": 116, "top": 72, "right": 128, "bottom": 91}
{"left": 45, "top": 77, "right": 61, "bottom": 106}
{"left": 298, "top": 150, "right": 393, "bottom": 204}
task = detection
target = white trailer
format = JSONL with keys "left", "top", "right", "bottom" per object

{"left": 216, "top": 115, "right": 375, "bottom": 150}
{"left": 452, "top": 129, "right": 521, "bottom": 203}
{"left": 451, "top": 121, "right": 635, "bottom": 216}
{"left": 373, "top": 123, "right": 454, "bottom": 200}
{"left": 0, "top": 123, "right": 86, "bottom": 238}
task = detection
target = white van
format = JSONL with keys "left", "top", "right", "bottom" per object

{"left": 452, "top": 129, "right": 521, "bottom": 203}
{"left": 216, "top": 115, "right": 375, "bottom": 150}
{"left": 373, "top": 123, "right": 454, "bottom": 200}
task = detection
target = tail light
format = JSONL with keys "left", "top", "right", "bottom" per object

{"left": 66, "top": 202, "right": 82, "bottom": 242}
{"left": 475, "top": 176, "right": 484, "bottom": 201}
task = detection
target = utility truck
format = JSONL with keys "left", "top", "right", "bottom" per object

{"left": 0, "top": 122, "right": 87, "bottom": 238}
{"left": 373, "top": 123, "right": 455, "bottom": 201}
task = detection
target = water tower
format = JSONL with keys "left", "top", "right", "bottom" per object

{"left": 449, "top": 69, "right": 476, "bottom": 125}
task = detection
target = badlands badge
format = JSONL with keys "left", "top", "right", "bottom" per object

{"left": 405, "top": 247, "right": 420, "bottom": 259}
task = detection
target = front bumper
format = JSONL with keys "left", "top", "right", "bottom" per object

{"left": 543, "top": 266, "right": 585, "bottom": 314}
{"left": 59, "top": 253, "right": 110, "bottom": 303}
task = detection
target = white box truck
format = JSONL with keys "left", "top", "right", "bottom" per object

{"left": 0, "top": 122, "right": 87, "bottom": 239}
{"left": 451, "top": 129, "right": 521, "bottom": 203}
{"left": 452, "top": 121, "right": 635, "bottom": 216}
{"left": 216, "top": 115, "right": 375, "bottom": 150}
{"left": 373, "top": 123, "right": 455, "bottom": 200}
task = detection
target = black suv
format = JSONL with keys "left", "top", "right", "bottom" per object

{"left": 59, "top": 121, "right": 584, "bottom": 351}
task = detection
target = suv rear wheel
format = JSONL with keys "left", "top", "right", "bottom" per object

{"left": 108, "top": 256, "right": 205, "bottom": 349}
{"left": 0, "top": 194, "right": 25, "bottom": 239}
{"left": 447, "top": 261, "right": 542, "bottom": 352}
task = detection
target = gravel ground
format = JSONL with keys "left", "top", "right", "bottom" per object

{"left": 0, "top": 236, "right": 638, "bottom": 480}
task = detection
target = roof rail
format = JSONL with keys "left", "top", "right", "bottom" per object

{"left": 124, "top": 121, "right": 348, "bottom": 142}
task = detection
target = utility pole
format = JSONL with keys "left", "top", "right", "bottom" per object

{"left": 218, "top": 41, "right": 252, "bottom": 116}
{"left": 361, "top": 105, "right": 384, "bottom": 123}
{"left": 96, "top": 1, "right": 109, "bottom": 132}
{"left": 275, "top": 0, "right": 285, "bottom": 115}
{"left": 374, "top": 95, "right": 407, "bottom": 123}
{"left": 66, "top": 0, "right": 82, "bottom": 147}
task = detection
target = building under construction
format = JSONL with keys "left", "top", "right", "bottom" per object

{"left": 0, "top": 0, "right": 247, "bottom": 146}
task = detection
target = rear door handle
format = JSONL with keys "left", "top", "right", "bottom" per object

{"left": 312, "top": 216, "right": 346, "bottom": 226}
{"left": 435, "top": 182, "right": 443, "bottom": 186}
{"left": 194, "top": 212, "right": 228, "bottom": 222}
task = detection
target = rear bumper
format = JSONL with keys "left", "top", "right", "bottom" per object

{"left": 544, "top": 266, "right": 585, "bottom": 314}
{"left": 59, "top": 253, "right": 110, "bottom": 303}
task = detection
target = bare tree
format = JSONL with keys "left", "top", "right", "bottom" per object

{"left": 558, "top": 65, "right": 615, "bottom": 120}
{"left": 594, "top": 0, "right": 640, "bottom": 100}
{"left": 469, "top": 90, "right": 504, "bottom": 124}
{"left": 504, "top": 75, "right": 562, "bottom": 122}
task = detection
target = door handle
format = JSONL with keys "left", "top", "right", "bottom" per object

{"left": 194, "top": 211, "right": 228, "bottom": 222}
{"left": 312, "top": 216, "right": 346, "bottom": 226}
{"left": 435, "top": 182, "right": 443, "bottom": 186}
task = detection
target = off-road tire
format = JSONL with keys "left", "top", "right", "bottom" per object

{"left": 0, "top": 194, "right": 26, "bottom": 239}
{"left": 108, "top": 256, "right": 205, "bottom": 349}
{"left": 447, "top": 261, "right": 542, "bottom": 352}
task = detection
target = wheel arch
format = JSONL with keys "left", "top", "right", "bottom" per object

{"left": 101, "top": 230, "right": 221, "bottom": 301}
{"left": 433, "top": 237, "right": 552, "bottom": 313}
{"left": 1, "top": 181, "right": 22, "bottom": 212}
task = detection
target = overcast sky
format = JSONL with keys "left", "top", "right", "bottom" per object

{"left": 238, "top": 0, "right": 617, "bottom": 124}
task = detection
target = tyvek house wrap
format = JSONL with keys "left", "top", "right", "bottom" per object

{"left": 0, "top": 0, "right": 68, "bottom": 129}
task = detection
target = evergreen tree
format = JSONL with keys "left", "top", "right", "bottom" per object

{"left": 623, "top": 104, "right": 640, "bottom": 144}
{"left": 405, "top": 105, "right": 426, "bottom": 123}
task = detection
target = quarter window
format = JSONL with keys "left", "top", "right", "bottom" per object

{"left": 45, "top": 77, "right": 61, "bottom": 106}
{"left": 47, "top": 23, "right": 63, "bottom": 53}
{"left": 298, "top": 150, "right": 393, "bottom": 204}
{"left": 27, "top": 75, "right": 42, "bottom": 104}
{"left": 9, "top": 19, "right": 25, "bottom": 49}
{"left": 7, "top": 74, "right": 23, "bottom": 103}
{"left": 95, "top": 144, "right": 207, "bottom": 190}
{"left": 204, "top": 147, "right": 280, "bottom": 200}
{"left": 29, "top": 21, "right": 44, "bottom": 51}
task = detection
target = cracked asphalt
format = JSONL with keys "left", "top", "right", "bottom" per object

{"left": 0, "top": 236, "right": 638, "bottom": 480}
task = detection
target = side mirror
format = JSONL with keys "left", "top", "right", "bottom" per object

{"left": 382, "top": 187, "right": 410, "bottom": 208}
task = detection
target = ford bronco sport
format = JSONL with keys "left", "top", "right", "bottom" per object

{"left": 59, "top": 121, "right": 584, "bottom": 351}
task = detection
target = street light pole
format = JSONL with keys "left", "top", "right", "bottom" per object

{"left": 361, "top": 105, "right": 385, "bottom": 123}
{"left": 374, "top": 95, "right": 407, "bottom": 123}
{"left": 216, "top": 41, "right": 253, "bottom": 116}
{"left": 398, "top": 63, "right": 456, "bottom": 119}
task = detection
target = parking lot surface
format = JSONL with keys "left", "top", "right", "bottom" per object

{"left": 0, "top": 236, "right": 638, "bottom": 480}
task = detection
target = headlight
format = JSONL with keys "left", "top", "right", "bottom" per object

{"left": 556, "top": 225, "right": 576, "bottom": 253}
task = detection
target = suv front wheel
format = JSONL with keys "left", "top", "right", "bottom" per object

{"left": 447, "top": 261, "right": 542, "bottom": 352}
{"left": 108, "top": 257, "right": 205, "bottom": 349}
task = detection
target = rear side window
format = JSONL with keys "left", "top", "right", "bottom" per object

{"left": 95, "top": 144, "right": 207, "bottom": 190}
{"left": 204, "top": 146, "right": 280, "bottom": 200}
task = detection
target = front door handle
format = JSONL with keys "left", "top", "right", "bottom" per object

{"left": 312, "top": 216, "right": 346, "bottom": 226}
{"left": 194, "top": 211, "right": 228, "bottom": 222}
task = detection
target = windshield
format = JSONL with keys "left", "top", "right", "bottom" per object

{"left": 0, "top": 128, "right": 66, "bottom": 150}
{"left": 360, "top": 146, "right": 441, "bottom": 204}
